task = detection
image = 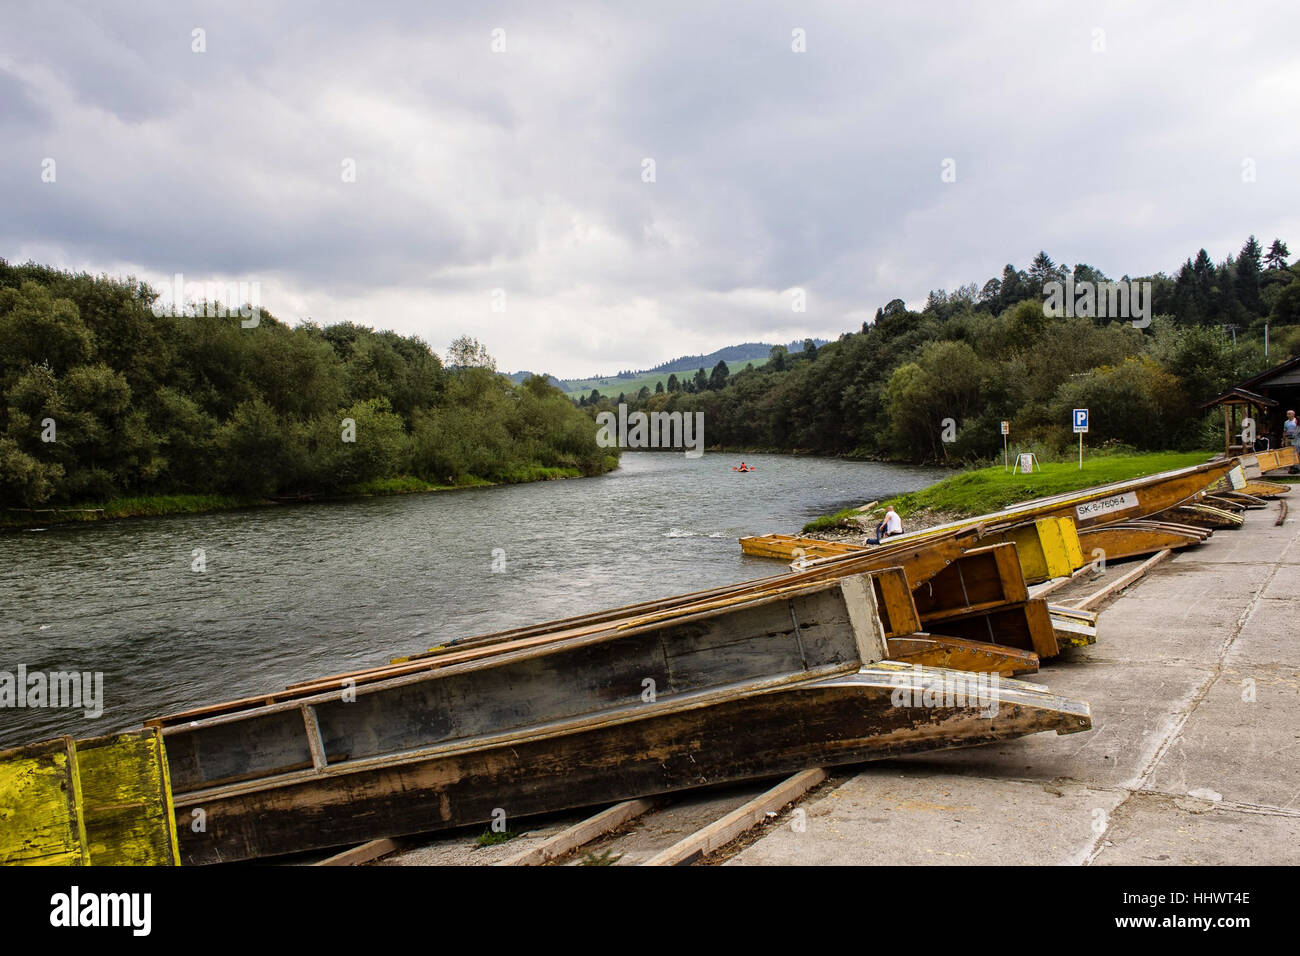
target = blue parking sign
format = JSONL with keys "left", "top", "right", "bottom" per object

{"left": 1073, "top": 408, "right": 1089, "bottom": 433}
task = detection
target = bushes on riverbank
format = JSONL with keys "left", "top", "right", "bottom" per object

{"left": 0, "top": 262, "right": 616, "bottom": 508}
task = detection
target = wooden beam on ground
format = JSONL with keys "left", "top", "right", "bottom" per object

{"left": 496, "top": 799, "right": 655, "bottom": 866}
{"left": 1277, "top": 500, "right": 1288, "bottom": 526}
{"left": 641, "top": 768, "right": 828, "bottom": 867}
{"left": 1072, "top": 550, "right": 1173, "bottom": 612}
{"left": 313, "top": 837, "right": 404, "bottom": 866}
{"left": 1028, "top": 563, "right": 1094, "bottom": 599}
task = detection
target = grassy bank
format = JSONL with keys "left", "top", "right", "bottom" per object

{"left": 802, "top": 449, "right": 1213, "bottom": 533}
{"left": 1, "top": 461, "right": 615, "bottom": 530}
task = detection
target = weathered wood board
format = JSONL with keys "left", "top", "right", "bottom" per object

{"left": 0, "top": 730, "right": 179, "bottom": 866}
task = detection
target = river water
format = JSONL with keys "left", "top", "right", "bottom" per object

{"left": 0, "top": 452, "right": 942, "bottom": 748}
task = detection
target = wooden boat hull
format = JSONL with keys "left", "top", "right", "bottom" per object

{"left": 152, "top": 534, "right": 986, "bottom": 726}
{"left": 1078, "top": 522, "right": 1209, "bottom": 562}
{"left": 1159, "top": 503, "right": 1245, "bottom": 530}
{"left": 172, "top": 665, "right": 1092, "bottom": 865}
{"left": 742, "top": 516, "right": 1086, "bottom": 586}
{"left": 159, "top": 574, "right": 889, "bottom": 795}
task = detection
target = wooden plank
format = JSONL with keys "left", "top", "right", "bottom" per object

{"left": 1028, "top": 562, "right": 1094, "bottom": 599}
{"left": 1073, "top": 550, "right": 1174, "bottom": 611}
{"left": 496, "top": 799, "right": 656, "bottom": 866}
{"left": 886, "top": 633, "right": 1039, "bottom": 675}
{"left": 314, "top": 837, "right": 404, "bottom": 866}
{"left": 0, "top": 737, "right": 87, "bottom": 865}
{"left": 642, "top": 768, "right": 829, "bottom": 866}
{"left": 76, "top": 730, "right": 181, "bottom": 866}
{"left": 1, "top": 730, "right": 179, "bottom": 866}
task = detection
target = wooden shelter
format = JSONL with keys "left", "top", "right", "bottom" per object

{"left": 1200, "top": 385, "right": 1277, "bottom": 457}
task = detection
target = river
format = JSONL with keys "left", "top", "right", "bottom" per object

{"left": 0, "top": 452, "right": 943, "bottom": 748}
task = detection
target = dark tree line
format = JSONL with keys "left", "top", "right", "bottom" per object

{"left": 600, "top": 237, "right": 1299, "bottom": 462}
{"left": 0, "top": 261, "right": 615, "bottom": 507}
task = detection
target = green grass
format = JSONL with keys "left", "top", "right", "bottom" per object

{"left": 802, "top": 449, "right": 1214, "bottom": 531}
{"left": 0, "top": 493, "right": 264, "bottom": 528}
{"left": 803, "top": 506, "right": 870, "bottom": 533}
{"left": 473, "top": 830, "right": 518, "bottom": 847}
{"left": 493, "top": 465, "right": 583, "bottom": 484}
{"left": 1, "top": 460, "right": 616, "bottom": 530}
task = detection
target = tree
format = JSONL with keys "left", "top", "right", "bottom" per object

{"left": 1265, "top": 239, "right": 1291, "bottom": 271}
{"left": 709, "top": 360, "right": 729, "bottom": 390}
{"left": 998, "top": 265, "right": 1028, "bottom": 310}
{"left": 445, "top": 335, "right": 497, "bottom": 371}
{"left": 978, "top": 278, "right": 1001, "bottom": 310}
{"left": 1236, "top": 236, "right": 1264, "bottom": 314}
{"left": 802, "top": 339, "right": 818, "bottom": 361}
{"left": 666, "top": 373, "right": 681, "bottom": 392}
{"left": 1028, "top": 252, "right": 1066, "bottom": 294}
{"left": 654, "top": 380, "right": 664, "bottom": 395}
{"left": 768, "top": 345, "right": 789, "bottom": 372}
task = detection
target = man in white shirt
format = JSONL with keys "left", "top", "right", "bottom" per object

{"left": 866, "top": 506, "right": 903, "bottom": 545}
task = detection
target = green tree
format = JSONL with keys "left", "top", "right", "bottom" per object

{"left": 709, "top": 360, "right": 729, "bottom": 390}
{"left": 1265, "top": 239, "right": 1290, "bottom": 271}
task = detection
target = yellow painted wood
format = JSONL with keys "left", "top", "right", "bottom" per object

{"left": 0, "top": 737, "right": 89, "bottom": 865}
{"left": 0, "top": 730, "right": 180, "bottom": 866}
{"left": 77, "top": 730, "right": 181, "bottom": 865}
{"left": 1055, "top": 517, "right": 1085, "bottom": 571}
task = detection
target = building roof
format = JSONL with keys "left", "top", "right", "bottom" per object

{"left": 1239, "top": 354, "right": 1300, "bottom": 391}
{"left": 1199, "top": 386, "right": 1278, "bottom": 410}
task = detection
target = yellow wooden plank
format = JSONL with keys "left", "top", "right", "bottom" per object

{"left": 1003, "top": 525, "right": 1049, "bottom": 583}
{"left": 0, "top": 737, "right": 89, "bottom": 865}
{"left": 1055, "top": 517, "right": 1085, "bottom": 572}
{"left": 76, "top": 730, "right": 181, "bottom": 866}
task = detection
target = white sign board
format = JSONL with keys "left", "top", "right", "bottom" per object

{"left": 1000, "top": 421, "right": 1009, "bottom": 435}
{"left": 1075, "top": 491, "right": 1139, "bottom": 522}
{"left": 1073, "top": 408, "right": 1089, "bottom": 433}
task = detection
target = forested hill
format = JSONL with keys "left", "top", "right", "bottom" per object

{"left": 598, "top": 238, "right": 1300, "bottom": 462}
{"left": 507, "top": 339, "right": 829, "bottom": 394}
{"left": 0, "top": 261, "right": 616, "bottom": 508}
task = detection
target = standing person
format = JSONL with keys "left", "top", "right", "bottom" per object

{"left": 866, "top": 506, "right": 903, "bottom": 545}
{"left": 1286, "top": 410, "right": 1300, "bottom": 473}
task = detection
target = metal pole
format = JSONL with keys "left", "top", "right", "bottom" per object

{"left": 1003, "top": 434, "right": 1008, "bottom": 472}
{"left": 1078, "top": 432, "right": 1083, "bottom": 469}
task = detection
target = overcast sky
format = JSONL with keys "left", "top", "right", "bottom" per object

{"left": 3, "top": 1, "right": 1298, "bottom": 377}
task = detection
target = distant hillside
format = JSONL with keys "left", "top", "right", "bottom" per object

{"left": 643, "top": 340, "right": 825, "bottom": 375}
{"left": 507, "top": 339, "right": 829, "bottom": 396}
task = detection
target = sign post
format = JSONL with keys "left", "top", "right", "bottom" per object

{"left": 1073, "top": 408, "right": 1089, "bottom": 469}
{"left": 1000, "top": 420, "right": 1009, "bottom": 471}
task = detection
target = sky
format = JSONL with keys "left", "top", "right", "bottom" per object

{"left": 2, "top": 1, "right": 1299, "bottom": 377}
